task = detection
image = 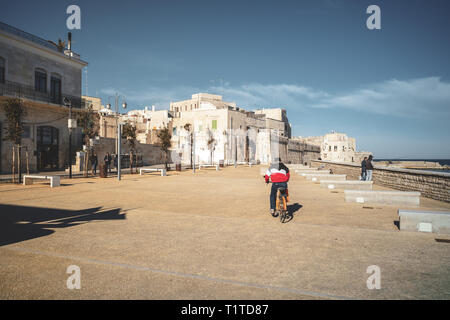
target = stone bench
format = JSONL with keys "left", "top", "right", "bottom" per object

{"left": 199, "top": 164, "right": 219, "bottom": 171}
{"left": 235, "top": 161, "right": 253, "bottom": 167}
{"left": 23, "top": 175, "right": 60, "bottom": 187}
{"left": 320, "top": 180, "right": 373, "bottom": 190}
{"left": 303, "top": 174, "right": 347, "bottom": 182}
{"left": 288, "top": 164, "right": 310, "bottom": 170}
{"left": 139, "top": 168, "right": 167, "bottom": 176}
{"left": 398, "top": 210, "right": 450, "bottom": 234}
{"left": 345, "top": 190, "right": 420, "bottom": 206}
{"left": 296, "top": 169, "right": 330, "bottom": 174}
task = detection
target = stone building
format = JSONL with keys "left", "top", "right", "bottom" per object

{"left": 0, "top": 21, "right": 87, "bottom": 173}
{"left": 121, "top": 106, "right": 172, "bottom": 144}
{"left": 170, "top": 93, "right": 236, "bottom": 114}
{"left": 169, "top": 93, "right": 319, "bottom": 165}
{"left": 296, "top": 131, "right": 371, "bottom": 163}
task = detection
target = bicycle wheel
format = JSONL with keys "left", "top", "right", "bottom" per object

{"left": 279, "top": 195, "right": 286, "bottom": 223}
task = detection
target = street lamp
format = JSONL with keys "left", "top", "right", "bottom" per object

{"left": 106, "top": 93, "right": 127, "bottom": 155}
{"left": 64, "top": 97, "right": 76, "bottom": 179}
{"left": 107, "top": 93, "right": 127, "bottom": 171}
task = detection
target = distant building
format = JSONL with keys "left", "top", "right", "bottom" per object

{"left": 121, "top": 106, "right": 172, "bottom": 144}
{"left": 0, "top": 21, "right": 87, "bottom": 173}
{"left": 295, "top": 131, "right": 371, "bottom": 163}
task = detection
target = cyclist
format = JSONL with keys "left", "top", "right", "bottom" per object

{"left": 264, "top": 157, "right": 290, "bottom": 217}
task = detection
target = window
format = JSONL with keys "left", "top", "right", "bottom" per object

{"left": 212, "top": 120, "right": 217, "bottom": 130}
{"left": 50, "top": 74, "right": 62, "bottom": 104}
{"left": 334, "top": 146, "right": 337, "bottom": 152}
{"left": 172, "top": 127, "right": 177, "bottom": 136}
{"left": 329, "top": 146, "right": 331, "bottom": 151}
{"left": 35, "top": 69, "right": 47, "bottom": 92}
{"left": 0, "top": 57, "right": 5, "bottom": 83}
{"left": 22, "top": 125, "right": 31, "bottom": 139}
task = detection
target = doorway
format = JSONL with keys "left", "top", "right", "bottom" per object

{"left": 37, "top": 126, "right": 59, "bottom": 171}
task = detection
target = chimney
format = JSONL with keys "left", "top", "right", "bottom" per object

{"left": 68, "top": 32, "right": 72, "bottom": 51}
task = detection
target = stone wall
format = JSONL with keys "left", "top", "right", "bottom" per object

{"left": 311, "top": 160, "right": 450, "bottom": 203}
{"left": 287, "top": 140, "right": 321, "bottom": 165}
{"left": 92, "top": 137, "right": 166, "bottom": 167}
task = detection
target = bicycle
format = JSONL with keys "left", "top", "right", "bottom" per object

{"left": 275, "top": 187, "right": 289, "bottom": 223}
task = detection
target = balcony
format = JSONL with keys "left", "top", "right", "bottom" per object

{"left": 0, "top": 80, "right": 85, "bottom": 109}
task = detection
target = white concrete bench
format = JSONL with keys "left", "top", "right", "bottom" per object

{"left": 288, "top": 164, "right": 310, "bottom": 170}
{"left": 398, "top": 210, "right": 450, "bottom": 234}
{"left": 320, "top": 180, "right": 373, "bottom": 190}
{"left": 345, "top": 190, "right": 420, "bottom": 206}
{"left": 235, "top": 161, "right": 253, "bottom": 167}
{"left": 139, "top": 168, "right": 167, "bottom": 176}
{"left": 23, "top": 175, "right": 60, "bottom": 187}
{"left": 199, "top": 164, "right": 219, "bottom": 171}
{"left": 303, "top": 174, "right": 347, "bottom": 182}
{"left": 296, "top": 169, "right": 330, "bottom": 174}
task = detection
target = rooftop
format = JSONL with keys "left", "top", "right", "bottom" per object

{"left": 0, "top": 21, "right": 84, "bottom": 62}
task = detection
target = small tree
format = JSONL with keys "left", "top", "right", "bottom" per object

{"left": 2, "top": 98, "right": 27, "bottom": 183}
{"left": 122, "top": 123, "right": 137, "bottom": 173}
{"left": 207, "top": 129, "right": 217, "bottom": 164}
{"left": 183, "top": 123, "right": 193, "bottom": 168}
{"left": 76, "top": 105, "right": 99, "bottom": 177}
{"left": 156, "top": 126, "right": 172, "bottom": 170}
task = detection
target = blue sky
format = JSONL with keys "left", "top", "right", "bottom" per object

{"left": 1, "top": 0, "right": 450, "bottom": 158}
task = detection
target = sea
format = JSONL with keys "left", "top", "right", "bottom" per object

{"left": 375, "top": 159, "right": 450, "bottom": 172}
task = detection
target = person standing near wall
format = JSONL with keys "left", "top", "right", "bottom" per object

{"left": 91, "top": 152, "right": 98, "bottom": 175}
{"left": 104, "top": 152, "right": 112, "bottom": 173}
{"left": 361, "top": 156, "right": 367, "bottom": 181}
{"left": 366, "top": 155, "right": 374, "bottom": 181}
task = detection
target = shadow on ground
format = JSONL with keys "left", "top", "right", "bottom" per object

{"left": 0, "top": 204, "right": 126, "bottom": 246}
{"left": 282, "top": 203, "right": 302, "bottom": 223}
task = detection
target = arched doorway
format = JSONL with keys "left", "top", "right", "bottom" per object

{"left": 37, "top": 126, "right": 59, "bottom": 171}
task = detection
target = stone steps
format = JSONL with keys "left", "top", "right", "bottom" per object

{"left": 345, "top": 190, "right": 420, "bottom": 206}
{"left": 320, "top": 180, "right": 373, "bottom": 190}
{"left": 398, "top": 209, "right": 450, "bottom": 234}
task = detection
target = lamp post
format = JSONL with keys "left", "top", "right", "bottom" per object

{"left": 117, "top": 122, "right": 122, "bottom": 181}
{"left": 107, "top": 93, "right": 127, "bottom": 156}
{"left": 64, "top": 97, "right": 76, "bottom": 179}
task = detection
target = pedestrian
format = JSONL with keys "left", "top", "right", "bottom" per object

{"left": 104, "top": 152, "right": 112, "bottom": 173}
{"left": 361, "top": 156, "right": 367, "bottom": 181}
{"left": 366, "top": 155, "right": 374, "bottom": 181}
{"left": 91, "top": 152, "right": 98, "bottom": 175}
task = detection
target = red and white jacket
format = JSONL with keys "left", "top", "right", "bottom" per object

{"left": 265, "top": 163, "right": 290, "bottom": 183}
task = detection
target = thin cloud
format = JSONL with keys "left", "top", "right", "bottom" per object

{"left": 101, "top": 77, "right": 450, "bottom": 118}
{"left": 311, "top": 77, "right": 450, "bottom": 117}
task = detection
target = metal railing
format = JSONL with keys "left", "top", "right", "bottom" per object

{"left": 0, "top": 80, "right": 84, "bottom": 108}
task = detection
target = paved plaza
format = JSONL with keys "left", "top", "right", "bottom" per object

{"left": 0, "top": 166, "right": 449, "bottom": 299}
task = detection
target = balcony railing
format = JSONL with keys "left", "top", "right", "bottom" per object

{"left": 0, "top": 80, "right": 85, "bottom": 109}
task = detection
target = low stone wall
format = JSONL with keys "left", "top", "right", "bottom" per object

{"left": 311, "top": 160, "right": 450, "bottom": 203}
